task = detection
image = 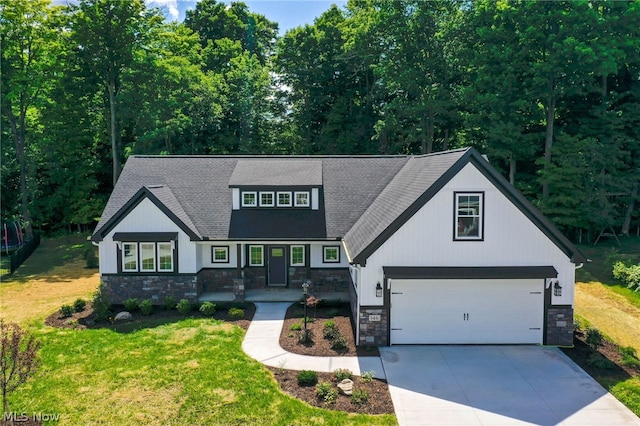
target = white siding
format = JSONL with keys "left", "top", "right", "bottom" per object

{"left": 99, "top": 198, "right": 197, "bottom": 274}
{"left": 358, "top": 163, "right": 575, "bottom": 307}
{"left": 310, "top": 243, "right": 349, "bottom": 268}
{"left": 232, "top": 188, "right": 240, "bottom": 210}
{"left": 197, "top": 243, "right": 238, "bottom": 269}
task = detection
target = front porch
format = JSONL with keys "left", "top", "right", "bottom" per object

{"left": 199, "top": 288, "right": 350, "bottom": 303}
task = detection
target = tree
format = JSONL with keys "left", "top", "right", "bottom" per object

{"left": 0, "top": 320, "right": 41, "bottom": 416}
{"left": 185, "top": 0, "right": 278, "bottom": 154}
{"left": 0, "top": 0, "right": 60, "bottom": 237}
{"left": 70, "top": 0, "right": 152, "bottom": 186}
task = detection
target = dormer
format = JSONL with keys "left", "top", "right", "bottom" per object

{"left": 227, "top": 159, "right": 326, "bottom": 239}
{"left": 229, "top": 160, "right": 322, "bottom": 211}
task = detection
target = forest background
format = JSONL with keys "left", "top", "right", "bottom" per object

{"left": 2, "top": 0, "right": 639, "bottom": 241}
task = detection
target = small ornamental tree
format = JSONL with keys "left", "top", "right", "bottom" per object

{"left": 0, "top": 320, "right": 41, "bottom": 415}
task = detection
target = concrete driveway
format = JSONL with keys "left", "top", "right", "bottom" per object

{"left": 380, "top": 345, "right": 639, "bottom": 425}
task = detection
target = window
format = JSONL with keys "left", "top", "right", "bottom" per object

{"left": 140, "top": 242, "right": 156, "bottom": 272}
{"left": 122, "top": 243, "right": 138, "bottom": 272}
{"left": 290, "top": 245, "right": 305, "bottom": 266}
{"left": 294, "top": 191, "right": 310, "bottom": 207}
{"left": 212, "top": 246, "right": 229, "bottom": 263}
{"left": 323, "top": 246, "right": 340, "bottom": 263}
{"left": 277, "top": 191, "right": 292, "bottom": 207}
{"left": 242, "top": 191, "right": 257, "bottom": 207}
{"left": 249, "top": 245, "right": 264, "bottom": 266}
{"left": 158, "top": 243, "right": 174, "bottom": 272}
{"left": 455, "top": 192, "right": 484, "bottom": 240}
{"left": 259, "top": 192, "right": 275, "bottom": 207}
{"left": 121, "top": 241, "right": 174, "bottom": 273}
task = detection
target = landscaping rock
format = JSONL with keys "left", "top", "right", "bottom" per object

{"left": 114, "top": 311, "right": 132, "bottom": 321}
{"left": 337, "top": 379, "right": 354, "bottom": 395}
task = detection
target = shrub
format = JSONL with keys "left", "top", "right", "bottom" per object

{"left": 91, "top": 286, "right": 112, "bottom": 323}
{"left": 290, "top": 322, "right": 302, "bottom": 331}
{"left": 72, "top": 298, "right": 86, "bottom": 313}
{"left": 124, "top": 298, "right": 139, "bottom": 312}
{"left": 351, "top": 388, "right": 369, "bottom": 405}
{"left": 297, "top": 329, "right": 314, "bottom": 346}
{"left": 587, "top": 353, "right": 615, "bottom": 369}
{"left": 297, "top": 370, "right": 318, "bottom": 386}
{"left": 331, "top": 335, "right": 349, "bottom": 353}
{"left": 139, "top": 299, "right": 153, "bottom": 316}
{"left": 177, "top": 299, "right": 192, "bottom": 315}
{"left": 619, "top": 346, "right": 640, "bottom": 367}
{"left": 84, "top": 247, "right": 98, "bottom": 269}
{"left": 228, "top": 307, "right": 244, "bottom": 320}
{"left": 333, "top": 368, "right": 353, "bottom": 381}
{"left": 164, "top": 296, "right": 177, "bottom": 311}
{"left": 59, "top": 304, "right": 74, "bottom": 318}
{"left": 585, "top": 327, "right": 604, "bottom": 350}
{"left": 323, "top": 320, "right": 339, "bottom": 340}
{"left": 361, "top": 370, "right": 375, "bottom": 383}
{"left": 199, "top": 301, "right": 216, "bottom": 316}
{"left": 612, "top": 261, "right": 640, "bottom": 292}
{"left": 316, "top": 382, "right": 338, "bottom": 404}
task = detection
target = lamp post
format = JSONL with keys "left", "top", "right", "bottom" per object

{"left": 302, "top": 280, "right": 310, "bottom": 331}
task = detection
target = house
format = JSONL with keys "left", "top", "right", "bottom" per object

{"left": 91, "top": 147, "right": 586, "bottom": 346}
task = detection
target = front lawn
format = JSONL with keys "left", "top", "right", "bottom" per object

{"left": 9, "top": 318, "right": 394, "bottom": 425}
{"left": 1, "top": 235, "right": 395, "bottom": 425}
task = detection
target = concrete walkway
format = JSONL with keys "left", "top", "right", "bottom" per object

{"left": 242, "top": 302, "right": 386, "bottom": 379}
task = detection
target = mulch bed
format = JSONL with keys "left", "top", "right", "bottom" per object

{"left": 269, "top": 367, "right": 395, "bottom": 415}
{"left": 279, "top": 302, "right": 379, "bottom": 357}
{"left": 44, "top": 302, "right": 256, "bottom": 331}
{"left": 44, "top": 300, "right": 394, "bottom": 415}
{"left": 561, "top": 330, "right": 640, "bottom": 383}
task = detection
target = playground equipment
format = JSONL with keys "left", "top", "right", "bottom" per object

{"left": 1, "top": 220, "right": 25, "bottom": 255}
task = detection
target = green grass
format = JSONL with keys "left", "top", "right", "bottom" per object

{"left": 576, "top": 236, "right": 640, "bottom": 308}
{"left": 9, "top": 319, "right": 395, "bottom": 425}
{"left": 2, "top": 235, "right": 394, "bottom": 425}
{"left": 574, "top": 236, "right": 640, "bottom": 416}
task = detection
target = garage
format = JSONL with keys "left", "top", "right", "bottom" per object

{"left": 384, "top": 266, "right": 556, "bottom": 345}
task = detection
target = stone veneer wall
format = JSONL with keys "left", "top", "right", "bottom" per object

{"left": 546, "top": 306, "right": 574, "bottom": 346}
{"left": 309, "top": 268, "right": 350, "bottom": 292}
{"left": 243, "top": 267, "right": 266, "bottom": 289}
{"left": 101, "top": 274, "right": 198, "bottom": 304}
{"left": 197, "top": 268, "right": 237, "bottom": 292}
{"left": 358, "top": 307, "right": 388, "bottom": 346}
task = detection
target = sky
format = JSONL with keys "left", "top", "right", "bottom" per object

{"left": 148, "top": 0, "right": 348, "bottom": 34}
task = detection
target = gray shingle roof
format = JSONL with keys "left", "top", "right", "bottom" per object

{"left": 343, "top": 149, "right": 468, "bottom": 263}
{"left": 229, "top": 160, "right": 322, "bottom": 186}
{"left": 92, "top": 149, "right": 586, "bottom": 264}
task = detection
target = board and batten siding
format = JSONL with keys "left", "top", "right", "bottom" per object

{"left": 99, "top": 197, "right": 197, "bottom": 274}
{"left": 358, "top": 163, "right": 576, "bottom": 307}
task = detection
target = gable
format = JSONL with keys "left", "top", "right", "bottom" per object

{"left": 92, "top": 186, "right": 200, "bottom": 242}
{"left": 345, "top": 148, "right": 585, "bottom": 265}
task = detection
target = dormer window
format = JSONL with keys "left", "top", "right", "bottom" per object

{"left": 277, "top": 191, "right": 292, "bottom": 207}
{"left": 294, "top": 191, "right": 310, "bottom": 207}
{"left": 242, "top": 191, "right": 257, "bottom": 207}
{"left": 259, "top": 192, "right": 275, "bottom": 207}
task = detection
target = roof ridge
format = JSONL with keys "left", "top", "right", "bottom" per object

{"left": 128, "top": 154, "right": 411, "bottom": 159}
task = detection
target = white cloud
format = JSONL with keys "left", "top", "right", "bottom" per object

{"left": 146, "top": 0, "right": 180, "bottom": 20}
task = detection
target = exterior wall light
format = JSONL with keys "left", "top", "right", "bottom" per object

{"left": 376, "top": 282, "right": 383, "bottom": 297}
{"left": 553, "top": 280, "right": 562, "bottom": 297}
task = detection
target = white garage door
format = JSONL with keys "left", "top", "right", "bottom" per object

{"left": 390, "top": 279, "right": 544, "bottom": 344}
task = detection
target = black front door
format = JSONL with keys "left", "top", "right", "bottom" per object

{"left": 268, "top": 246, "right": 287, "bottom": 286}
